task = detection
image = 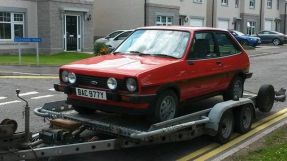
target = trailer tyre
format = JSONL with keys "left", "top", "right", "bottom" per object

{"left": 151, "top": 90, "right": 178, "bottom": 123}
{"left": 256, "top": 85, "right": 275, "bottom": 113}
{"left": 223, "top": 76, "right": 243, "bottom": 101}
{"left": 235, "top": 105, "right": 253, "bottom": 134}
{"left": 214, "top": 110, "right": 234, "bottom": 144}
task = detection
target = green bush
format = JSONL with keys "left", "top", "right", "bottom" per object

{"left": 94, "top": 42, "right": 109, "bottom": 56}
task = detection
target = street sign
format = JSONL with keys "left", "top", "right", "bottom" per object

{"left": 14, "top": 37, "right": 42, "bottom": 43}
{"left": 14, "top": 37, "right": 42, "bottom": 65}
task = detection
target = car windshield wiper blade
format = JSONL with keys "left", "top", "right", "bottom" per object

{"left": 151, "top": 54, "right": 178, "bottom": 59}
{"left": 128, "top": 51, "right": 150, "bottom": 56}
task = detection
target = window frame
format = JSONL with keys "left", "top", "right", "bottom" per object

{"left": 235, "top": 0, "right": 239, "bottom": 8}
{"left": 156, "top": 15, "right": 173, "bottom": 26}
{"left": 221, "top": 0, "right": 229, "bottom": 6}
{"left": 193, "top": 0, "right": 203, "bottom": 4}
{"left": 249, "top": 0, "right": 256, "bottom": 9}
{"left": 213, "top": 31, "right": 242, "bottom": 57}
{"left": 0, "top": 12, "right": 24, "bottom": 41}
{"left": 267, "top": 0, "right": 272, "bottom": 9}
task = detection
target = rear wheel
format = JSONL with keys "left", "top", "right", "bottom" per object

{"left": 150, "top": 90, "right": 178, "bottom": 123}
{"left": 272, "top": 38, "right": 281, "bottom": 46}
{"left": 214, "top": 110, "right": 234, "bottom": 144}
{"left": 223, "top": 76, "right": 244, "bottom": 101}
{"left": 235, "top": 105, "right": 253, "bottom": 134}
{"left": 73, "top": 106, "right": 95, "bottom": 114}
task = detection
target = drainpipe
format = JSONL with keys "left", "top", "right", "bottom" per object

{"left": 144, "top": 0, "right": 147, "bottom": 26}
{"left": 212, "top": 0, "right": 215, "bottom": 27}
{"left": 284, "top": 2, "right": 287, "bottom": 34}
{"left": 259, "top": 0, "right": 263, "bottom": 31}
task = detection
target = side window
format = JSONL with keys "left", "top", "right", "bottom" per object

{"left": 188, "top": 32, "right": 218, "bottom": 59}
{"left": 214, "top": 32, "right": 241, "bottom": 57}
{"left": 115, "top": 31, "right": 132, "bottom": 40}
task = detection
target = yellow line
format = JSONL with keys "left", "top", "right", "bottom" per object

{"left": 177, "top": 108, "right": 287, "bottom": 161}
{"left": 194, "top": 113, "right": 287, "bottom": 161}
{"left": 0, "top": 76, "right": 58, "bottom": 79}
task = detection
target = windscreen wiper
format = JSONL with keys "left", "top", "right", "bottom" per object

{"left": 151, "top": 54, "right": 178, "bottom": 59}
{"left": 128, "top": 51, "right": 150, "bottom": 56}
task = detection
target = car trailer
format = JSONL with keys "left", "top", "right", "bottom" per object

{"left": 0, "top": 85, "right": 285, "bottom": 161}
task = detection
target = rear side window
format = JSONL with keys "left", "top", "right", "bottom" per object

{"left": 188, "top": 32, "right": 219, "bottom": 59}
{"left": 214, "top": 32, "right": 241, "bottom": 57}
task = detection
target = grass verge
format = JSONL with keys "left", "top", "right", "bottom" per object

{"left": 228, "top": 125, "right": 287, "bottom": 161}
{"left": 0, "top": 52, "right": 94, "bottom": 66}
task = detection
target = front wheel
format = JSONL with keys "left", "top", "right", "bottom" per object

{"left": 223, "top": 76, "right": 244, "bottom": 101}
{"left": 150, "top": 90, "right": 178, "bottom": 123}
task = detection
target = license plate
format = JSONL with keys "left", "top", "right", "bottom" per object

{"left": 76, "top": 88, "right": 107, "bottom": 100}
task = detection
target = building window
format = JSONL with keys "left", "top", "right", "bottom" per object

{"left": 156, "top": 16, "right": 173, "bottom": 26}
{"left": 247, "top": 21, "right": 256, "bottom": 35}
{"left": 193, "top": 0, "right": 203, "bottom": 3}
{"left": 0, "top": 12, "right": 24, "bottom": 40}
{"left": 267, "top": 0, "right": 272, "bottom": 9}
{"left": 249, "top": 0, "right": 255, "bottom": 9}
{"left": 221, "top": 0, "right": 228, "bottom": 6}
{"left": 235, "top": 0, "right": 239, "bottom": 8}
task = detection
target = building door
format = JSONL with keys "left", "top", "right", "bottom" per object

{"left": 65, "top": 15, "right": 81, "bottom": 51}
{"left": 264, "top": 20, "right": 272, "bottom": 31}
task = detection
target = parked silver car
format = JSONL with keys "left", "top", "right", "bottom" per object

{"left": 257, "top": 31, "right": 287, "bottom": 46}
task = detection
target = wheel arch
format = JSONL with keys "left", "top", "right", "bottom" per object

{"left": 156, "top": 83, "right": 180, "bottom": 100}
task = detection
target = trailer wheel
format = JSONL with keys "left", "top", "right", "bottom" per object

{"left": 223, "top": 76, "right": 243, "bottom": 101}
{"left": 235, "top": 105, "right": 253, "bottom": 134}
{"left": 256, "top": 85, "right": 275, "bottom": 113}
{"left": 214, "top": 110, "right": 234, "bottom": 144}
{"left": 151, "top": 90, "right": 178, "bottom": 123}
{"left": 73, "top": 106, "right": 95, "bottom": 114}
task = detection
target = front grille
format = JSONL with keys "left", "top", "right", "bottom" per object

{"left": 76, "top": 75, "right": 126, "bottom": 90}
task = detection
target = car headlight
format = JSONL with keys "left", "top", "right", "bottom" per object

{"left": 68, "top": 72, "right": 76, "bottom": 84}
{"left": 126, "top": 78, "right": 137, "bottom": 92}
{"left": 61, "top": 70, "right": 69, "bottom": 83}
{"left": 107, "top": 77, "right": 117, "bottom": 90}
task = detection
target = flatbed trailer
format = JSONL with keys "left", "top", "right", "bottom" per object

{"left": 0, "top": 85, "right": 285, "bottom": 161}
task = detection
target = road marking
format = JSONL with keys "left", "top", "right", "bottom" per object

{"left": 0, "top": 76, "right": 58, "bottom": 79}
{"left": 48, "top": 88, "right": 55, "bottom": 91}
{"left": 0, "top": 97, "right": 7, "bottom": 100}
{"left": 194, "top": 112, "right": 287, "bottom": 161}
{"left": 19, "top": 91, "right": 39, "bottom": 96}
{"left": 0, "top": 100, "right": 21, "bottom": 106}
{"left": 30, "top": 95, "right": 54, "bottom": 100}
{"left": 177, "top": 108, "right": 287, "bottom": 161}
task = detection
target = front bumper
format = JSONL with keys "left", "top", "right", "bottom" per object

{"left": 54, "top": 84, "right": 156, "bottom": 104}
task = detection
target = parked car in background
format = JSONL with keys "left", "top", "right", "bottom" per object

{"left": 229, "top": 30, "right": 261, "bottom": 47}
{"left": 55, "top": 26, "right": 252, "bottom": 123}
{"left": 95, "top": 30, "right": 125, "bottom": 44}
{"left": 257, "top": 31, "right": 287, "bottom": 46}
{"left": 105, "top": 30, "right": 133, "bottom": 50}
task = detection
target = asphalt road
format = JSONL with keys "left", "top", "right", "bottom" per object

{"left": 0, "top": 45, "right": 287, "bottom": 161}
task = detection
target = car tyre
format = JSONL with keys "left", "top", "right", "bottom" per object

{"left": 223, "top": 76, "right": 244, "bottom": 101}
{"left": 73, "top": 106, "right": 95, "bottom": 114}
{"left": 235, "top": 105, "right": 253, "bottom": 134}
{"left": 272, "top": 38, "right": 281, "bottom": 46}
{"left": 150, "top": 90, "right": 178, "bottom": 123}
{"left": 214, "top": 110, "right": 234, "bottom": 144}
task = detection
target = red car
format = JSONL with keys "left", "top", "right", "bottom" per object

{"left": 55, "top": 26, "right": 251, "bottom": 122}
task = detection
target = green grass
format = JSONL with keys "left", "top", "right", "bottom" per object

{"left": 232, "top": 126, "right": 287, "bottom": 161}
{"left": 0, "top": 52, "right": 94, "bottom": 66}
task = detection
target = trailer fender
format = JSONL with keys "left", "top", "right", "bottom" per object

{"left": 205, "top": 98, "right": 255, "bottom": 135}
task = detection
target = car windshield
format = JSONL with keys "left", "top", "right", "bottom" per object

{"left": 233, "top": 30, "right": 245, "bottom": 36}
{"left": 107, "top": 31, "right": 124, "bottom": 38}
{"left": 115, "top": 29, "right": 190, "bottom": 59}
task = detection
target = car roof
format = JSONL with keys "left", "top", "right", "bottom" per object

{"left": 137, "top": 26, "right": 228, "bottom": 32}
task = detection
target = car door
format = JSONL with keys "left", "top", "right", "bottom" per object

{"left": 213, "top": 31, "right": 244, "bottom": 89}
{"left": 183, "top": 31, "right": 224, "bottom": 98}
